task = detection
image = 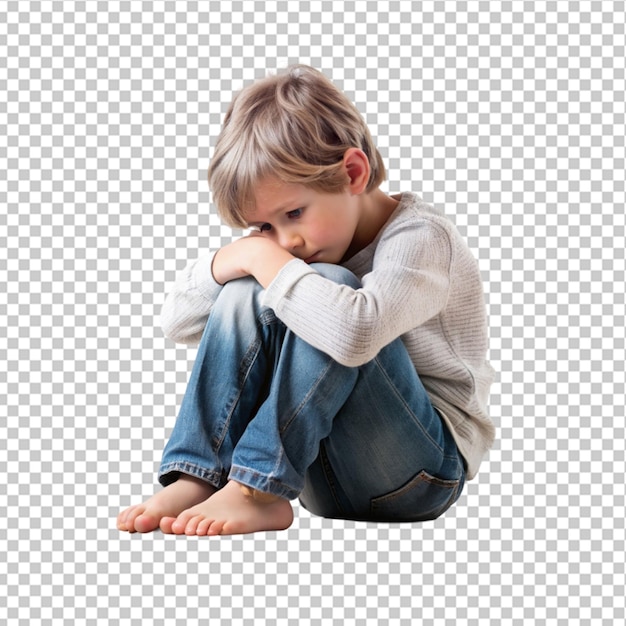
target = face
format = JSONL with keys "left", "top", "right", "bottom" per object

{"left": 246, "top": 178, "right": 362, "bottom": 264}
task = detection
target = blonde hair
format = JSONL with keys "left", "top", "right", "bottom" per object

{"left": 208, "top": 65, "right": 386, "bottom": 228}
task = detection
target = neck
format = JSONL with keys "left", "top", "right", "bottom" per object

{"left": 343, "top": 189, "right": 399, "bottom": 261}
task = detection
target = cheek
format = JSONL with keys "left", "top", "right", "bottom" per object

{"left": 310, "top": 223, "right": 341, "bottom": 244}
{"left": 307, "top": 205, "right": 353, "bottom": 244}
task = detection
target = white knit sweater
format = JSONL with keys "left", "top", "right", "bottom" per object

{"left": 161, "top": 192, "right": 496, "bottom": 479}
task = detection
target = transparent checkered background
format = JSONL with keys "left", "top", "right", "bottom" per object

{"left": 1, "top": 1, "right": 625, "bottom": 625}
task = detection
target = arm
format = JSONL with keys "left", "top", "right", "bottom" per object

{"left": 160, "top": 252, "right": 221, "bottom": 344}
{"left": 262, "top": 219, "right": 453, "bottom": 366}
{"left": 211, "top": 232, "right": 296, "bottom": 288}
{"left": 161, "top": 234, "right": 296, "bottom": 344}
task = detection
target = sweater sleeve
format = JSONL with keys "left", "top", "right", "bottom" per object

{"left": 160, "top": 251, "right": 223, "bottom": 344}
{"left": 261, "top": 217, "right": 453, "bottom": 367}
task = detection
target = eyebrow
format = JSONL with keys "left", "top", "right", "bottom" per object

{"left": 246, "top": 201, "right": 300, "bottom": 227}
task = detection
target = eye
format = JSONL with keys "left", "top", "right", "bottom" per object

{"left": 287, "top": 208, "right": 304, "bottom": 219}
{"left": 259, "top": 223, "right": 272, "bottom": 232}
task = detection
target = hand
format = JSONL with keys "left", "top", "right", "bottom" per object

{"left": 212, "top": 233, "right": 296, "bottom": 288}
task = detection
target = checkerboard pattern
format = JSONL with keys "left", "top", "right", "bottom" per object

{"left": 2, "top": 1, "right": 625, "bottom": 624}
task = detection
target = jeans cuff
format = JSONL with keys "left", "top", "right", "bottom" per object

{"left": 229, "top": 465, "right": 301, "bottom": 500}
{"left": 158, "top": 461, "right": 224, "bottom": 489}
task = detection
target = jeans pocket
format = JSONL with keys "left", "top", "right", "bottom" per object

{"left": 370, "top": 470, "right": 462, "bottom": 522}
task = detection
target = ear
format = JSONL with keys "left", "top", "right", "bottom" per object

{"left": 342, "top": 148, "right": 370, "bottom": 195}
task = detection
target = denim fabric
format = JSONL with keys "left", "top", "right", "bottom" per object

{"left": 159, "top": 264, "right": 465, "bottom": 522}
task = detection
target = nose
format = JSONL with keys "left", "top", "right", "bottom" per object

{"left": 278, "top": 229, "right": 304, "bottom": 251}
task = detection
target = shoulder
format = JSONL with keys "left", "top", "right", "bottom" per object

{"left": 376, "top": 192, "right": 458, "bottom": 256}
{"left": 386, "top": 192, "right": 456, "bottom": 230}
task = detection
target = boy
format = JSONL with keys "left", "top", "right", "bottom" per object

{"left": 117, "top": 65, "right": 495, "bottom": 536}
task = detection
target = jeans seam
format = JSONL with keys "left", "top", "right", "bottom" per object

{"left": 373, "top": 355, "right": 445, "bottom": 456}
{"left": 317, "top": 441, "right": 347, "bottom": 516}
{"left": 213, "top": 336, "right": 263, "bottom": 453}
{"left": 278, "top": 358, "right": 335, "bottom": 436}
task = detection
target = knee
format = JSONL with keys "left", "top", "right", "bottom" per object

{"left": 220, "top": 275, "right": 261, "bottom": 297}
{"left": 309, "top": 263, "right": 361, "bottom": 288}
{"left": 214, "top": 276, "right": 265, "bottom": 317}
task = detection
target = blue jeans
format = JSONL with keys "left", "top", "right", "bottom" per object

{"left": 159, "top": 264, "right": 465, "bottom": 522}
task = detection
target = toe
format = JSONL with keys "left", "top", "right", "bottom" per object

{"left": 195, "top": 517, "right": 213, "bottom": 536}
{"left": 133, "top": 512, "right": 160, "bottom": 533}
{"left": 159, "top": 516, "right": 177, "bottom": 534}
{"left": 171, "top": 512, "right": 191, "bottom": 535}
{"left": 185, "top": 514, "right": 205, "bottom": 536}
{"left": 117, "top": 506, "right": 135, "bottom": 531}
{"left": 207, "top": 519, "right": 226, "bottom": 536}
{"left": 122, "top": 506, "right": 145, "bottom": 532}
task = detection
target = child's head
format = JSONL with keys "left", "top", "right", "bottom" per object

{"left": 208, "top": 65, "right": 386, "bottom": 228}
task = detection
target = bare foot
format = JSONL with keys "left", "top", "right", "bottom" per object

{"left": 117, "top": 475, "right": 216, "bottom": 533}
{"left": 169, "top": 480, "right": 294, "bottom": 536}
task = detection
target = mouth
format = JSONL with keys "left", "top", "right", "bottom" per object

{"left": 303, "top": 252, "right": 321, "bottom": 264}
